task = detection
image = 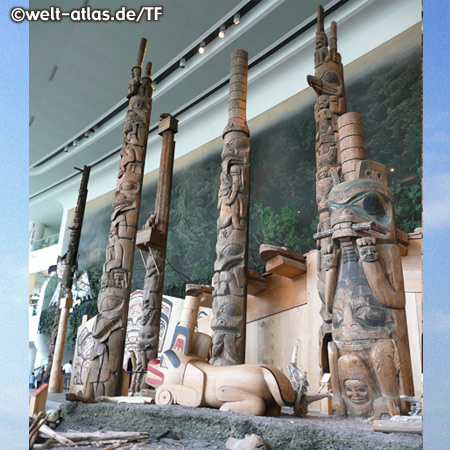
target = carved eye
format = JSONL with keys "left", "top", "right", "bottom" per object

{"left": 355, "top": 306, "right": 387, "bottom": 326}
{"left": 322, "top": 71, "right": 341, "bottom": 87}
{"left": 363, "top": 194, "right": 385, "bottom": 217}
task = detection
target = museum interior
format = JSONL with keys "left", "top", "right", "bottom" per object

{"left": 29, "top": 0, "right": 423, "bottom": 448}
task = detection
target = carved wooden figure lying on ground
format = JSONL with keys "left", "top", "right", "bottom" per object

{"left": 146, "top": 294, "right": 298, "bottom": 416}
{"left": 315, "top": 112, "right": 414, "bottom": 418}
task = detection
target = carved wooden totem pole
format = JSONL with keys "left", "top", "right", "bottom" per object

{"left": 132, "top": 113, "right": 178, "bottom": 393}
{"left": 210, "top": 50, "right": 250, "bottom": 366}
{"left": 306, "top": 6, "right": 346, "bottom": 341}
{"left": 44, "top": 165, "right": 91, "bottom": 387}
{"left": 308, "top": 7, "right": 414, "bottom": 417}
{"left": 83, "top": 39, "right": 153, "bottom": 398}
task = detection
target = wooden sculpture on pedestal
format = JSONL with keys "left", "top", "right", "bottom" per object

{"left": 306, "top": 6, "right": 346, "bottom": 348}
{"left": 44, "top": 165, "right": 91, "bottom": 387}
{"left": 146, "top": 289, "right": 297, "bottom": 416}
{"left": 131, "top": 113, "right": 178, "bottom": 393}
{"left": 83, "top": 39, "right": 153, "bottom": 398}
{"left": 314, "top": 112, "right": 414, "bottom": 418}
{"left": 210, "top": 49, "right": 251, "bottom": 366}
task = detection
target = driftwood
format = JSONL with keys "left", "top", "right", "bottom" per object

{"left": 373, "top": 419, "right": 422, "bottom": 435}
{"left": 48, "top": 430, "right": 150, "bottom": 443}
{"left": 29, "top": 412, "right": 47, "bottom": 449}
{"left": 39, "top": 424, "right": 76, "bottom": 446}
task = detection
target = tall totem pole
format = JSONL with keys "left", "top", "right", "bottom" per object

{"left": 307, "top": 6, "right": 346, "bottom": 339}
{"left": 83, "top": 39, "right": 153, "bottom": 398}
{"left": 132, "top": 113, "right": 178, "bottom": 392}
{"left": 44, "top": 165, "right": 91, "bottom": 387}
{"left": 308, "top": 7, "right": 414, "bottom": 418}
{"left": 210, "top": 50, "right": 251, "bottom": 366}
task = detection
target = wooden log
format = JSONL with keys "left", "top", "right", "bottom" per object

{"left": 266, "top": 255, "right": 306, "bottom": 279}
{"left": 373, "top": 419, "right": 422, "bottom": 435}
{"left": 29, "top": 383, "right": 48, "bottom": 415}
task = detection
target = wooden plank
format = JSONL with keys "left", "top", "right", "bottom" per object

{"left": 247, "top": 273, "right": 307, "bottom": 322}
{"left": 405, "top": 293, "right": 422, "bottom": 396}
{"left": 373, "top": 419, "right": 422, "bottom": 435}
{"left": 247, "top": 270, "right": 266, "bottom": 295}
{"left": 266, "top": 255, "right": 307, "bottom": 279}
{"left": 29, "top": 383, "right": 48, "bottom": 415}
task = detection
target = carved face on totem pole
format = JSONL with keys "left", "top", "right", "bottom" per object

{"left": 326, "top": 159, "right": 413, "bottom": 417}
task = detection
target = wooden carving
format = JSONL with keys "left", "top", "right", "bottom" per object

{"left": 131, "top": 114, "right": 178, "bottom": 393}
{"left": 43, "top": 165, "right": 91, "bottom": 384}
{"left": 317, "top": 112, "right": 414, "bottom": 418}
{"left": 210, "top": 49, "right": 251, "bottom": 366}
{"left": 146, "top": 293, "right": 296, "bottom": 416}
{"left": 83, "top": 39, "right": 153, "bottom": 398}
{"left": 306, "top": 6, "right": 346, "bottom": 333}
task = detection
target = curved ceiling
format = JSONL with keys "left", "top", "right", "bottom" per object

{"left": 29, "top": 0, "right": 336, "bottom": 200}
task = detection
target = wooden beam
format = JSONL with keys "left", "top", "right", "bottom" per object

{"left": 247, "top": 269, "right": 266, "bottom": 295}
{"left": 266, "top": 255, "right": 306, "bottom": 279}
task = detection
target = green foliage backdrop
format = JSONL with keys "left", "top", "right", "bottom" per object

{"left": 76, "top": 45, "right": 421, "bottom": 299}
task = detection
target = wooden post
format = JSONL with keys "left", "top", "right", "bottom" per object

{"left": 83, "top": 39, "right": 153, "bottom": 398}
{"left": 49, "top": 297, "right": 73, "bottom": 392}
{"left": 132, "top": 114, "right": 178, "bottom": 393}
{"left": 210, "top": 49, "right": 250, "bottom": 366}
{"left": 43, "top": 165, "right": 91, "bottom": 384}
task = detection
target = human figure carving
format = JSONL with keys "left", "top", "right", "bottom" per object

{"left": 317, "top": 112, "right": 414, "bottom": 418}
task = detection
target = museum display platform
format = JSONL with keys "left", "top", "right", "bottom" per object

{"left": 61, "top": 402, "right": 422, "bottom": 450}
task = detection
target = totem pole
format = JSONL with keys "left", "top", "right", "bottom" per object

{"left": 306, "top": 6, "right": 346, "bottom": 343}
{"left": 83, "top": 39, "right": 153, "bottom": 398}
{"left": 132, "top": 113, "right": 178, "bottom": 393}
{"left": 307, "top": 8, "right": 415, "bottom": 416}
{"left": 210, "top": 49, "right": 251, "bottom": 366}
{"left": 315, "top": 112, "right": 414, "bottom": 418}
{"left": 44, "top": 165, "right": 91, "bottom": 387}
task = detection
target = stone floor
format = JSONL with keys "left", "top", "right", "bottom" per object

{"left": 56, "top": 401, "right": 423, "bottom": 450}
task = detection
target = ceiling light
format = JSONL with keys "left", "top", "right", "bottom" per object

{"left": 72, "top": 139, "right": 78, "bottom": 147}
{"left": 218, "top": 25, "right": 226, "bottom": 38}
{"left": 179, "top": 58, "right": 186, "bottom": 69}
{"left": 390, "top": 168, "right": 395, "bottom": 172}
{"left": 151, "top": 81, "right": 157, "bottom": 90}
{"left": 234, "top": 12, "right": 240, "bottom": 25}
{"left": 199, "top": 42, "right": 206, "bottom": 54}
{"left": 64, "top": 146, "right": 69, "bottom": 153}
